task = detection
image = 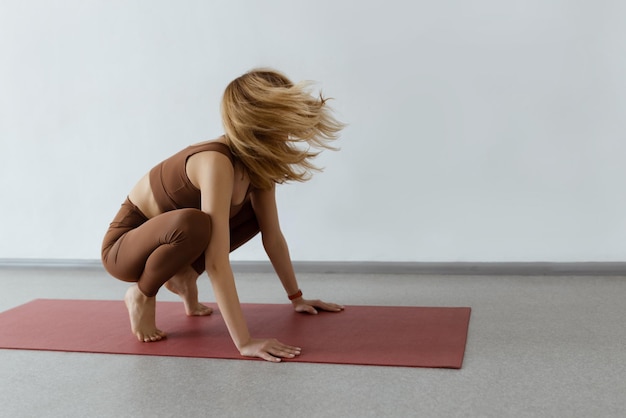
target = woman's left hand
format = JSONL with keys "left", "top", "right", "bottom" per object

{"left": 292, "top": 298, "right": 345, "bottom": 315}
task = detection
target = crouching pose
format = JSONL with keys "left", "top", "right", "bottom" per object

{"left": 101, "top": 69, "right": 344, "bottom": 362}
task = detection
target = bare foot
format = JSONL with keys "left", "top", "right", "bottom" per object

{"left": 124, "top": 284, "right": 166, "bottom": 342}
{"left": 164, "top": 266, "right": 213, "bottom": 316}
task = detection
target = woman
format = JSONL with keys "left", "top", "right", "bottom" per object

{"left": 101, "top": 68, "right": 344, "bottom": 363}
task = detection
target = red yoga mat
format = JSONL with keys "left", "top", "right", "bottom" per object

{"left": 0, "top": 299, "right": 471, "bottom": 368}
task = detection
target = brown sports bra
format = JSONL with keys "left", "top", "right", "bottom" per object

{"left": 149, "top": 142, "right": 251, "bottom": 217}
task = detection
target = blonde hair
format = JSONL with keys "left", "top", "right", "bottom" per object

{"left": 221, "top": 68, "right": 344, "bottom": 190}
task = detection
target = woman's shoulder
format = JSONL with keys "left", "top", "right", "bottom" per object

{"left": 188, "top": 137, "right": 234, "bottom": 163}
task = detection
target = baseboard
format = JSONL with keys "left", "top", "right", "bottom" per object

{"left": 233, "top": 261, "right": 626, "bottom": 276}
{"left": 0, "top": 258, "right": 625, "bottom": 276}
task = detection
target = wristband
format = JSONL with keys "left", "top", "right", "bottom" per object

{"left": 288, "top": 289, "right": 303, "bottom": 301}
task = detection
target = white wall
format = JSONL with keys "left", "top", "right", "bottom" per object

{"left": 1, "top": 0, "right": 625, "bottom": 262}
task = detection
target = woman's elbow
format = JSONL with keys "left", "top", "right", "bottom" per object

{"left": 204, "top": 254, "right": 231, "bottom": 278}
{"left": 262, "top": 231, "right": 286, "bottom": 252}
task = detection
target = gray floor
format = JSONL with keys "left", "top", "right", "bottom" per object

{"left": 0, "top": 266, "right": 625, "bottom": 418}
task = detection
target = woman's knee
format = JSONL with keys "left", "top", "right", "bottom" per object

{"left": 167, "top": 209, "right": 212, "bottom": 247}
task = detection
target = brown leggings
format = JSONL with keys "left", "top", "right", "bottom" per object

{"left": 101, "top": 198, "right": 259, "bottom": 297}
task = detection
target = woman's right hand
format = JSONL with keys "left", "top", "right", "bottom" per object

{"left": 239, "top": 338, "right": 302, "bottom": 363}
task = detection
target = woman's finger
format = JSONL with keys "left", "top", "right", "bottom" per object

{"left": 260, "top": 351, "right": 281, "bottom": 362}
{"left": 267, "top": 341, "right": 301, "bottom": 358}
{"left": 313, "top": 300, "right": 345, "bottom": 311}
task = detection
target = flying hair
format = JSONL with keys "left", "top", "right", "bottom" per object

{"left": 221, "top": 68, "right": 344, "bottom": 190}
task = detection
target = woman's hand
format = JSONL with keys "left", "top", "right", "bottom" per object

{"left": 292, "top": 298, "right": 345, "bottom": 315}
{"left": 238, "top": 338, "right": 302, "bottom": 363}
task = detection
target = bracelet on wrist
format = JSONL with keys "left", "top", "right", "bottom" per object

{"left": 288, "top": 289, "right": 303, "bottom": 301}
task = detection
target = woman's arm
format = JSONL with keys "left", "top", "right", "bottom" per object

{"left": 251, "top": 185, "right": 344, "bottom": 314}
{"left": 187, "top": 152, "right": 301, "bottom": 362}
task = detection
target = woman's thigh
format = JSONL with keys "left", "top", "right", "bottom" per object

{"left": 105, "top": 208, "right": 211, "bottom": 282}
